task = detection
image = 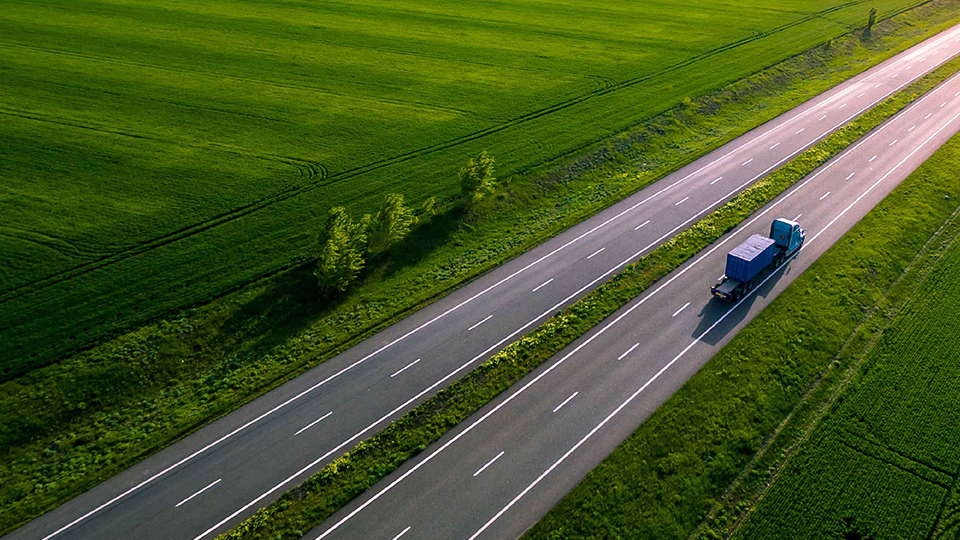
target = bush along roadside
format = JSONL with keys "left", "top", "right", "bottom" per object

{"left": 5, "top": 3, "right": 960, "bottom": 533}
{"left": 525, "top": 115, "right": 960, "bottom": 540}
{"left": 215, "top": 50, "right": 960, "bottom": 540}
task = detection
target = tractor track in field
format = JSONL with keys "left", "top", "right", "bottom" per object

{"left": 0, "top": 0, "right": 916, "bottom": 313}
{"left": 0, "top": 227, "right": 114, "bottom": 260}
{"left": 0, "top": 107, "right": 325, "bottom": 306}
{"left": 0, "top": 41, "right": 493, "bottom": 123}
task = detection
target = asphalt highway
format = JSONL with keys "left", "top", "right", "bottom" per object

{"left": 8, "top": 22, "right": 960, "bottom": 540}
{"left": 313, "top": 48, "right": 960, "bottom": 540}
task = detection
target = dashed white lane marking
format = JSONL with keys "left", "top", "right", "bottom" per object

{"left": 391, "top": 526, "right": 412, "bottom": 540}
{"left": 710, "top": 176, "right": 723, "bottom": 185}
{"left": 742, "top": 158, "right": 754, "bottom": 166}
{"left": 391, "top": 359, "right": 422, "bottom": 378}
{"left": 195, "top": 55, "right": 960, "bottom": 540}
{"left": 175, "top": 480, "right": 221, "bottom": 508}
{"left": 793, "top": 213, "right": 803, "bottom": 221}
{"left": 473, "top": 451, "right": 505, "bottom": 477}
{"left": 943, "top": 101, "right": 949, "bottom": 108}
{"left": 552, "top": 392, "right": 579, "bottom": 413}
{"left": 839, "top": 103, "right": 848, "bottom": 109}
{"left": 770, "top": 142, "right": 781, "bottom": 150}
{"left": 955, "top": 91, "right": 960, "bottom": 97}
{"left": 617, "top": 343, "right": 640, "bottom": 361}
{"left": 675, "top": 196, "right": 690, "bottom": 206}
{"left": 820, "top": 191, "right": 831, "bottom": 201}
{"left": 587, "top": 247, "right": 605, "bottom": 259}
{"left": 876, "top": 83, "right": 883, "bottom": 88}
{"left": 532, "top": 279, "right": 554, "bottom": 293}
{"left": 927, "top": 113, "right": 934, "bottom": 119}
{"left": 846, "top": 172, "right": 856, "bottom": 180}
{"left": 468, "top": 315, "right": 494, "bottom": 331}
{"left": 869, "top": 155, "right": 878, "bottom": 162}
{"left": 466, "top": 103, "right": 960, "bottom": 540}
{"left": 858, "top": 92, "right": 866, "bottom": 97}
{"left": 634, "top": 220, "right": 651, "bottom": 231}
{"left": 819, "top": 115, "right": 828, "bottom": 121}
{"left": 909, "top": 125, "right": 917, "bottom": 132}
{"left": 892, "top": 73, "right": 899, "bottom": 79}
{"left": 672, "top": 302, "right": 691, "bottom": 317}
{"left": 889, "top": 139, "right": 898, "bottom": 146}
{"left": 795, "top": 128, "right": 805, "bottom": 134}
{"left": 294, "top": 411, "right": 334, "bottom": 436}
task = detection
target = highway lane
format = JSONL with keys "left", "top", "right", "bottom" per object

{"left": 8, "top": 23, "right": 960, "bottom": 540}
{"left": 312, "top": 57, "right": 960, "bottom": 540}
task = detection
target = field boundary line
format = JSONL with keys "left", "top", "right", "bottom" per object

{"left": 0, "top": 0, "right": 927, "bottom": 306}
{"left": 716, "top": 201, "right": 960, "bottom": 540}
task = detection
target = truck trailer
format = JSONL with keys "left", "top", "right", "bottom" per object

{"left": 711, "top": 218, "right": 805, "bottom": 302}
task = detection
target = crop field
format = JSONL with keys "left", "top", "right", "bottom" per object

{"left": 0, "top": 0, "right": 930, "bottom": 376}
{"left": 734, "top": 235, "right": 960, "bottom": 539}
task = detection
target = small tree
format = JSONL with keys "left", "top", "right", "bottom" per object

{"left": 315, "top": 207, "right": 367, "bottom": 295}
{"left": 868, "top": 7, "right": 877, "bottom": 29}
{"left": 419, "top": 196, "right": 437, "bottom": 219}
{"left": 367, "top": 193, "right": 417, "bottom": 254}
{"left": 458, "top": 151, "right": 496, "bottom": 210}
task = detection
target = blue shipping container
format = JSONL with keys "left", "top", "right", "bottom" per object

{"left": 725, "top": 234, "right": 776, "bottom": 283}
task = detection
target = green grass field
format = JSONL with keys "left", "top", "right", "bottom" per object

{"left": 0, "top": 0, "right": 932, "bottom": 377}
{"left": 524, "top": 116, "right": 960, "bottom": 540}
{"left": 733, "top": 232, "right": 960, "bottom": 539}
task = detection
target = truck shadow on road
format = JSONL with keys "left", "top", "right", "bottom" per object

{"left": 691, "top": 262, "right": 798, "bottom": 346}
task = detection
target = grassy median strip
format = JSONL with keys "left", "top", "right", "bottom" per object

{"left": 524, "top": 96, "right": 960, "bottom": 540}
{"left": 4, "top": 5, "right": 960, "bottom": 533}
{"left": 216, "top": 48, "right": 960, "bottom": 540}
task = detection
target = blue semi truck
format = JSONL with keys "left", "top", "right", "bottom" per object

{"left": 711, "top": 218, "right": 805, "bottom": 302}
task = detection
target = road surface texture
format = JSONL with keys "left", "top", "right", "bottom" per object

{"left": 313, "top": 43, "right": 960, "bottom": 540}
{"left": 7, "top": 22, "right": 960, "bottom": 540}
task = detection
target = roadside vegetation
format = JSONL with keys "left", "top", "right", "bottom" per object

{"left": 525, "top": 118, "right": 960, "bottom": 539}
{"left": 4, "top": 0, "right": 931, "bottom": 372}
{"left": 733, "top": 224, "right": 960, "bottom": 539}
{"left": 3, "top": 2, "right": 960, "bottom": 533}
{"left": 215, "top": 52, "right": 960, "bottom": 540}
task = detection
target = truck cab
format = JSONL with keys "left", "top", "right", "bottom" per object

{"left": 769, "top": 218, "right": 805, "bottom": 265}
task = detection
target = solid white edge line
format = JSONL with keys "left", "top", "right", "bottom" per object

{"left": 617, "top": 343, "right": 640, "bottom": 361}
{"left": 532, "top": 278, "right": 554, "bottom": 293}
{"left": 37, "top": 26, "right": 960, "bottom": 540}
{"left": 672, "top": 302, "right": 691, "bottom": 317}
{"left": 206, "top": 67, "right": 960, "bottom": 540}
{"left": 468, "top": 101, "right": 960, "bottom": 540}
{"left": 175, "top": 479, "right": 222, "bottom": 509}
{"left": 473, "top": 451, "right": 506, "bottom": 477}
{"left": 390, "top": 359, "right": 422, "bottom": 378}
{"left": 312, "top": 70, "right": 960, "bottom": 540}
{"left": 391, "top": 526, "right": 412, "bottom": 540}
{"left": 468, "top": 315, "right": 494, "bottom": 331}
